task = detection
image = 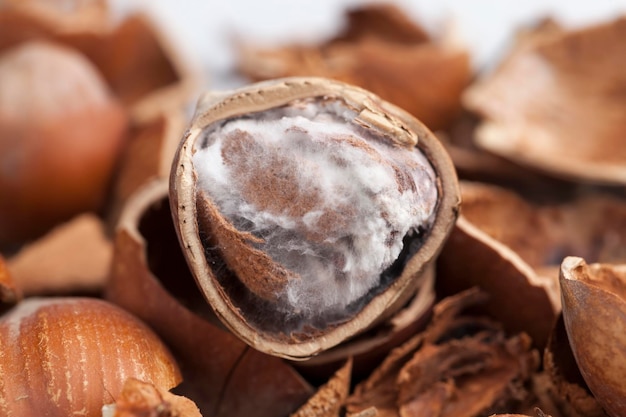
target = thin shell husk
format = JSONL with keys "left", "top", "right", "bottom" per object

{"left": 464, "top": 17, "right": 626, "bottom": 185}
{"left": 108, "top": 109, "right": 187, "bottom": 226}
{"left": 560, "top": 257, "right": 626, "bottom": 417}
{"left": 0, "top": 0, "right": 110, "bottom": 33}
{"left": 170, "top": 77, "right": 460, "bottom": 360}
{"left": 237, "top": 4, "right": 471, "bottom": 131}
{"left": 345, "top": 288, "right": 539, "bottom": 417}
{"left": 7, "top": 213, "right": 112, "bottom": 296}
{"left": 290, "top": 358, "right": 353, "bottom": 417}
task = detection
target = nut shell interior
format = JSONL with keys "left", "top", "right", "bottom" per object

{"left": 170, "top": 77, "right": 460, "bottom": 359}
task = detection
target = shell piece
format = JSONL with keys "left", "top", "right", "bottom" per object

{"left": 8, "top": 213, "right": 112, "bottom": 295}
{"left": 290, "top": 358, "right": 353, "bottom": 417}
{"left": 560, "top": 257, "right": 626, "bottom": 417}
{"left": 171, "top": 77, "right": 460, "bottom": 359}
{"left": 437, "top": 181, "right": 626, "bottom": 348}
{"left": 103, "top": 378, "right": 202, "bottom": 417}
{"left": 0, "top": 297, "right": 181, "bottom": 417}
{"left": 236, "top": 4, "right": 471, "bottom": 131}
{"left": 108, "top": 109, "right": 187, "bottom": 225}
{"left": 464, "top": 17, "right": 626, "bottom": 185}
{"left": 106, "top": 179, "right": 314, "bottom": 417}
{"left": 0, "top": 0, "right": 109, "bottom": 33}
{"left": 345, "top": 288, "right": 539, "bottom": 417}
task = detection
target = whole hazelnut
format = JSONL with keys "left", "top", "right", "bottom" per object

{"left": 0, "top": 40, "right": 128, "bottom": 245}
{"left": 0, "top": 297, "right": 181, "bottom": 417}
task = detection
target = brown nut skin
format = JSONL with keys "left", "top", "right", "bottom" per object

{"left": 0, "top": 297, "right": 181, "bottom": 417}
{"left": 560, "top": 257, "right": 626, "bottom": 417}
{"left": 170, "top": 77, "right": 460, "bottom": 360}
{"left": 0, "top": 40, "right": 128, "bottom": 245}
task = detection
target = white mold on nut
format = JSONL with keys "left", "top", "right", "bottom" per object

{"left": 171, "top": 77, "right": 460, "bottom": 359}
{"left": 193, "top": 98, "right": 438, "bottom": 319}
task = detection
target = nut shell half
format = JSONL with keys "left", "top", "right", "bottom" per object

{"left": 560, "top": 257, "right": 626, "bottom": 417}
{"left": 170, "top": 77, "right": 460, "bottom": 359}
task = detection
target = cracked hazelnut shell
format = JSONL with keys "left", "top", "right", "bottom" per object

{"left": 170, "top": 77, "right": 460, "bottom": 359}
{"left": 560, "top": 257, "right": 626, "bottom": 417}
{"left": 464, "top": 17, "right": 626, "bottom": 185}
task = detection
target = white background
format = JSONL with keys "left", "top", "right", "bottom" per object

{"left": 110, "top": 0, "right": 626, "bottom": 87}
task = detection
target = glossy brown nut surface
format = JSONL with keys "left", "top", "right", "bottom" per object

{"left": 0, "top": 297, "right": 181, "bottom": 417}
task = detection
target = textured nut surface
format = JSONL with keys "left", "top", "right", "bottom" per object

{"left": 0, "top": 297, "right": 181, "bottom": 417}
{"left": 464, "top": 17, "right": 626, "bottom": 185}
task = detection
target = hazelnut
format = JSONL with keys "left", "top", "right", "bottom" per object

{"left": 170, "top": 77, "right": 460, "bottom": 359}
{"left": 0, "top": 40, "right": 128, "bottom": 245}
{"left": 0, "top": 297, "right": 181, "bottom": 417}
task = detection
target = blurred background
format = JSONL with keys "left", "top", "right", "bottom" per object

{"left": 110, "top": 0, "right": 626, "bottom": 87}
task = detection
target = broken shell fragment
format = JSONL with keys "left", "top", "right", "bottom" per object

{"left": 170, "top": 77, "right": 460, "bottom": 359}
{"left": 560, "top": 257, "right": 626, "bottom": 417}
{"left": 102, "top": 378, "right": 202, "bottom": 417}
{"left": 290, "top": 358, "right": 353, "bottom": 417}
{"left": 108, "top": 109, "right": 187, "bottom": 225}
{"left": 464, "top": 17, "right": 626, "bottom": 185}
{"left": 7, "top": 213, "right": 112, "bottom": 296}
{"left": 345, "top": 288, "right": 539, "bottom": 417}
{"left": 437, "top": 181, "right": 626, "bottom": 348}
{"left": 0, "top": 0, "right": 110, "bottom": 33}
{"left": 237, "top": 4, "right": 471, "bottom": 131}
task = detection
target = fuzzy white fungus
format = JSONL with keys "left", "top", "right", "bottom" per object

{"left": 193, "top": 99, "right": 438, "bottom": 319}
